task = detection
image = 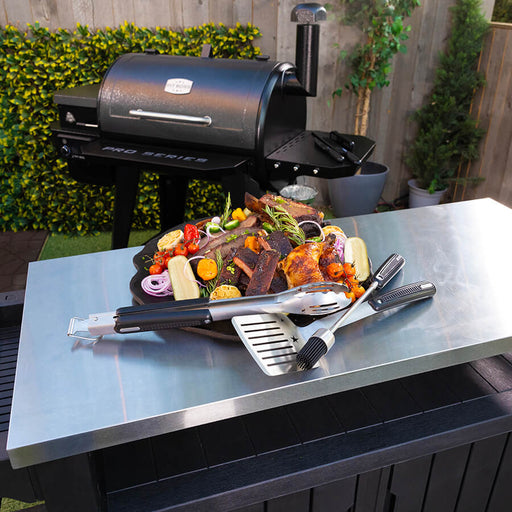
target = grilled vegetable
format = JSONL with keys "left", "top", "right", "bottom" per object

{"left": 168, "top": 255, "right": 200, "bottom": 301}
{"left": 157, "top": 229, "right": 183, "bottom": 252}
{"left": 343, "top": 237, "right": 371, "bottom": 281}
{"left": 197, "top": 258, "right": 218, "bottom": 281}
{"left": 183, "top": 224, "right": 200, "bottom": 243}
{"left": 210, "top": 284, "right": 242, "bottom": 300}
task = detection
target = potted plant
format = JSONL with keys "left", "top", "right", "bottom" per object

{"left": 406, "top": 0, "right": 489, "bottom": 208}
{"left": 327, "top": 0, "right": 420, "bottom": 216}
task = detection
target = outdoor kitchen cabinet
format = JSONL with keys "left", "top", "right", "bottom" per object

{"left": 5, "top": 199, "right": 512, "bottom": 511}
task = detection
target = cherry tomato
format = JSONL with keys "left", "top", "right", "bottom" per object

{"left": 343, "top": 262, "right": 356, "bottom": 277}
{"left": 163, "top": 253, "right": 172, "bottom": 267}
{"left": 326, "top": 262, "right": 345, "bottom": 280}
{"left": 344, "top": 291, "right": 356, "bottom": 303}
{"left": 184, "top": 223, "right": 200, "bottom": 243}
{"left": 153, "top": 251, "right": 166, "bottom": 265}
{"left": 149, "top": 263, "right": 164, "bottom": 275}
{"left": 187, "top": 242, "right": 200, "bottom": 255}
{"left": 353, "top": 285, "right": 366, "bottom": 298}
{"left": 174, "top": 243, "right": 188, "bottom": 257}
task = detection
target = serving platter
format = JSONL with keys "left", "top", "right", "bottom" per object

{"left": 129, "top": 222, "right": 240, "bottom": 340}
{"left": 129, "top": 216, "right": 372, "bottom": 342}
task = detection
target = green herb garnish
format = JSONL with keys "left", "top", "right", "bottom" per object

{"left": 220, "top": 192, "right": 232, "bottom": 228}
{"left": 264, "top": 205, "right": 306, "bottom": 246}
{"left": 202, "top": 250, "right": 224, "bottom": 297}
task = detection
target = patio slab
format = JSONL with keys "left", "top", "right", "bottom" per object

{"left": 0, "top": 231, "right": 48, "bottom": 294}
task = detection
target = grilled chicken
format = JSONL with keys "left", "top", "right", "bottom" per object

{"left": 279, "top": 242, "right": 325, "bottom": 288}
{"left": 279, "top": 235, "right": 342, "bottom": 288}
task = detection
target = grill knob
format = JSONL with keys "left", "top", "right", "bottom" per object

{"left": 313, "top": 168, "right": 319, "bottom": 175}
{"left": 274, "top": 162, "right": 281, "bottom": 169}
{"left": 293, "top": 165, "right": 300, "bottom": 172}
{"left": 60, "top": 145, "right": 72, "bottom": 158}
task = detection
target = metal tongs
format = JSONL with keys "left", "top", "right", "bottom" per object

{"left": 67, "top": 281, "right": 352, "bottom": 341}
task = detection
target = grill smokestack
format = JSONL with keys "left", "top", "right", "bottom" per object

{"left": 291, "top": 3, "right": 327, "bottom": 97}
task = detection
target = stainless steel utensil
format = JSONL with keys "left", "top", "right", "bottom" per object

{"left": 296, "top": 253, "right": 405, "bottom": 369}
{"left": 67, "top": 281, "right": 351, "bottom": 340}
{"left": 232, "top": 280, "right": 436, "bottom": 376}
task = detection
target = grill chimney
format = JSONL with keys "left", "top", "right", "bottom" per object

{"left": 291, "top": 3, "right": 326, "bottom": 97}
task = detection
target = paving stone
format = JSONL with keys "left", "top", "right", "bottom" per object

{"left": 0, "top": 231, "right": 48, "bottom": 293}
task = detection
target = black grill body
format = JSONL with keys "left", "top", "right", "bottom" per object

{"left": 52, "top": 27, "right": 375, "bottom": 248}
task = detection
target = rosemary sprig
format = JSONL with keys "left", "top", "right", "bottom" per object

{"left": 264, "top": 205, "right": 306, "bottom": 246}
{"left": 220, "top": 192, "right": 232, "bottom": 228}
{"left": 202, "top": 249, "right": 224, "bottom": 297}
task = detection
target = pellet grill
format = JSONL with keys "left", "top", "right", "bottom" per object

{"left": 51, "top": 3, "right": 375, "bottom": 248}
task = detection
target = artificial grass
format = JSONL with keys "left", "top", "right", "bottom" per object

{"left": 0, "top": 498, "right": 44, "bottom": 511}
{"left": 39, "top": 229, "right": 159, "bottom": 260}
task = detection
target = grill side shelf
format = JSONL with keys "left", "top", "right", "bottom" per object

{"left": 265, "top": 130, "right": 375, "bottom": 179}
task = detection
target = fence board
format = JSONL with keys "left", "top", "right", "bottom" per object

{"left": 251, "top": 0, "right": 277, "bottom": 58}
{"left": 132, "top": 0, "right": 171, "bottom": 29}
{"left": 3, "top": 0, "right": 33, "bottom": 27}
{"left": 453, "top": 24, "right": 512, "bottom": 207}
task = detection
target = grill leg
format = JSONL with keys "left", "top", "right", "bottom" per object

{"left": 112, "top": 166, "right": 139, "bottom": 250}
{"left": 159, "top": 175, "right": 188, "bottom": 231}
{"left": 221, "top": 172, "right": 263, "bottom": 207}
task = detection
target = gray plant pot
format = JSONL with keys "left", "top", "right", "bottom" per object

{"left": 408, "top": 179, "right": 447, "bottom": 208}
{"left": 328, "top": 161, "right": 389, "bottom": 217}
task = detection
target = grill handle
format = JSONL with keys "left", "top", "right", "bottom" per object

{"left": 128, "top": 109, "right": 212, "bottom": 126}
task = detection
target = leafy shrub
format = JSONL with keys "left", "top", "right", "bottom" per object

{"left": 0, "top": 22, "right": 261, "bottom": 234}
{"left": 492, "top": 0, "right": 512, "bottom": 22}
{"left": 406, "top": 0, "right": 488, "bottom": 193}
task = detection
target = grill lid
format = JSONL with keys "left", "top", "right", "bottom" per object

{"left": 98, "top": 53, "right": 306, "bottom": 153}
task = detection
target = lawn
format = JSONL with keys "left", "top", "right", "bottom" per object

{"left": 39, "top": 229, "right": 160, "bottom": 260}
{"left": 0, "top": 498, "right": 44, "bottom": 511}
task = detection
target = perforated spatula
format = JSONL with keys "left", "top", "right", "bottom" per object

{"left": 232, "top": 280, "right": 436, "bottom": 376}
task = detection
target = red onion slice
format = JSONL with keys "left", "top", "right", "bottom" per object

{"left": 141, "top": 270, "right": 173, "bottom": 297}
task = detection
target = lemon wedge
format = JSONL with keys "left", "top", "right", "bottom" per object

{"left": 157, "top": 229, "right": 183, "bottom": 252}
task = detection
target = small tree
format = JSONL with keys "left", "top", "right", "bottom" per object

{"left": 330, "top": 0, "right": 420, "bottom": 136}
{"left": 406, "top": 0, "right": 489, "bottom": 193}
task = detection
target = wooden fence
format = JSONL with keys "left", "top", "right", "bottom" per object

{"left": 2, "top": 0, "right": 509, "bottom": 208}
{"left": 452, "top": 22, "right": 512, "bottom": 208}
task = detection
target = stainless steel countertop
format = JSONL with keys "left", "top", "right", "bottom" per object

{"left": 7, "top": 198, "right": 512, "bottom": 468}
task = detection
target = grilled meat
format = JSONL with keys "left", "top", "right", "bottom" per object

{"left": 197, "top": 216, "right": 262, "bottom": 260}
{"left": 279, "top": 235, "right": 343, "bottom": 288}
{"left": 279, "top": 242, "right": 325, "bottom": 288}
{"left": 233, "top": 247, "right": 259, "bottom": 277}
{"left": 245, "top": 250, "right": 281, "bottom": 296}
{"left": 265, "top": 230, "right": 293, "bottom": 258}
{"left": 245, "top": 192, "right": 323, "bottom": 224}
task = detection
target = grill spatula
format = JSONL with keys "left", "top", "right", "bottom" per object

{"left": 232, "top": 280, "right": 436, "bottom": 376}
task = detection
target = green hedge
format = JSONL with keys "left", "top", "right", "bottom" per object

{"left": 0, "top": 22, "right": 261, "bottom": 234}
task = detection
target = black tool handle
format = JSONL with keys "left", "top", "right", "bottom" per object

{"left": 329, "top": 131, "right": 355, "bottom": 150}
{"left": 373, "top": 253, "right": 405, "bottom": 289}
{"left": 368, "top": 280, "right": 436, "bottom": 311}
{"left": 114, "top": 306, "right": 212, "bottom": 333}
{"left": 314, "top": 137, "right": 345, "bottom": 162}
{"left": 116, "top": 297, "right": 209, "bottom": 316}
